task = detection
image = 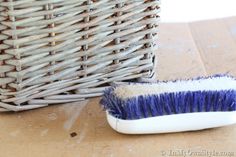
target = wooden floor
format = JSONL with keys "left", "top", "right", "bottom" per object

{"left": 1, "top": 17, "right": 236, "bottom": 157}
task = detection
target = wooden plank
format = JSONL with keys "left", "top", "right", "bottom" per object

{"left": 156, "top": 23, "right": 206, "bottom": 81}
{"left": 223, "top": 17, "right": 236, "bottom": 42}
{"left": 189, "top": 18, "right": 236, "bottom": 75}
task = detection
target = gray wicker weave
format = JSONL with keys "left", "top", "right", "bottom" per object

{"left": 0, "top": 0, "right": 160, "bottom": 111}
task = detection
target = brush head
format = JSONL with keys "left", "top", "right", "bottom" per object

{"left": 100, "top": 75, "right": 236, "bottom": 120}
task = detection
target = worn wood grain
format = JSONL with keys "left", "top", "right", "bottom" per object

{"left": 189, "top": 17, "right": 236, "bottom": 75}
{"left": 157, "top": 23, "right": 206, "bottom": 81}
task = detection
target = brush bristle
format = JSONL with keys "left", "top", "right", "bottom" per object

{"left": 100, "top": 75, "right": 236, "bottom": 120}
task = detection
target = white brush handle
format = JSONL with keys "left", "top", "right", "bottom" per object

{"left": 106, "top": 111, "right": 236, "bottom": 134}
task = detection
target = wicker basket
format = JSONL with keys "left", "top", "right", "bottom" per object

{"left": 0, "top": 0, "right": 160, "bottom": 111}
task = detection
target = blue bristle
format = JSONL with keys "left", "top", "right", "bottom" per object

{"left": 212, "top": 92, "right": 218, "bottom": 111}
{"left": 153, "top": 95, "right": 163, "bottom": 116}
{"left": 134, "top": 98, "right": 142, "bottom": 119}
{"left": 173, "top": 93, "right": 180, "bottom": 113}
{"left": 198, "top": 93, "right": 205, "bottom": 112}
{"left": 100, "top": 75, "right": 236, "bottom": 120}
{"left": 149, "top": 96, "right": 158, "bottom": 116}
{"left": 205, "top": 92, "right": 211, "bottom": 112}
{"left": 132, "top": 99, "right": 139, "bottom": 119}
{"left": 166, "top": 94, "right": 173, "bottom": 114}
{"left": 230, "top": 102, "right": 236, "bottom": 111}
{"left": 178, "top": 92, "right": 185, "bottom": 113}
{"left": 191, "top": 93, "right": 197, "bottom": 112}
{"left": 231, "top": 91, "right": 236, "bottom": 110}
{"left": 161, "top": 95, "right": 171, "bottom": 115}
{"left": 183, "top": 92, "right": 190, "bottom": 113}
{"left": 222, "top": 93, "right": 228, "bottom": 111}
{"left": 140, "top": 96, "right": 149, "bottom": 118}
{"left": 126, "top": 100, "right": 132, "bottom": 120}
{"left": 213, "top": 93, "right": 220, "bottom": 111}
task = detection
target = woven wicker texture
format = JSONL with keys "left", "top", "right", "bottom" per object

{"left": 0, "top": 0, "right": 160, "bottom": 111}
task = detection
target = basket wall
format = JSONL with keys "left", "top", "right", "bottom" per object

{"left": 0, "top": 0, "right": 160, "bottom": 111}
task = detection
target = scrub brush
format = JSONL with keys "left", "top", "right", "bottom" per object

{"left": 100, "top": 75, "right": 236, "bottom": 134}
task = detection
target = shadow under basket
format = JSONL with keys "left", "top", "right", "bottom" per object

{"left": 0, "top": 0, "right": 160, "bottom": 111}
